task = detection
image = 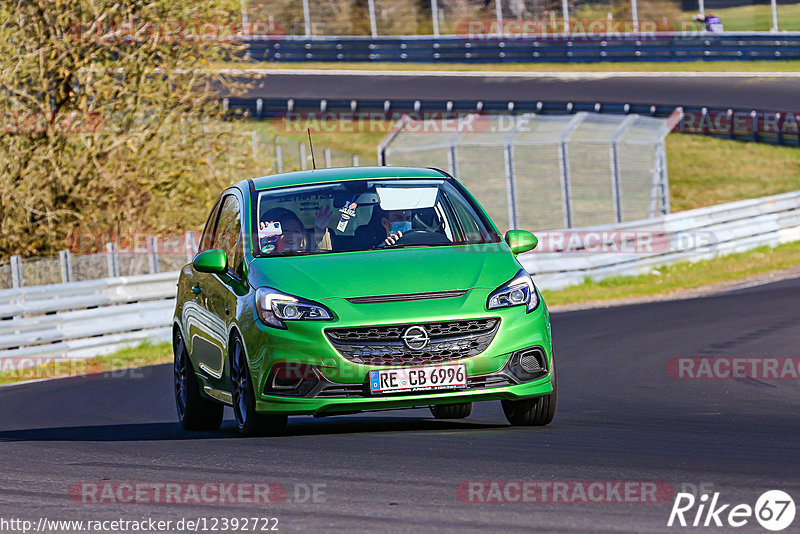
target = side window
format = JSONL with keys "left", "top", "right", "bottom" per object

{"left": 198, "top": 200, "right": 222, "bottom": 253}
{"left": 212, "top": 195, "right": 243, "bottom": 277}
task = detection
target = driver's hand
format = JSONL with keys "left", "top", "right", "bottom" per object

{"left": 314, "top": 205, "right": 333, "bottom": 231}
{"left": 384, "top": 231, "right": 403, "bottom": 246}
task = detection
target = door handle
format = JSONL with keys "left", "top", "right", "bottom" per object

{"left": 191, "top": 284, "right": 202, "bottom": 295}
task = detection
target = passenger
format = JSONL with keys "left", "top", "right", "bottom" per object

{"left": 260, "top": 206, "right": 333, "bottom": 254}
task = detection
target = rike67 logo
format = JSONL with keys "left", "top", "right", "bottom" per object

{"left": 668, "top": 490, "right": 795, "bottom": 531}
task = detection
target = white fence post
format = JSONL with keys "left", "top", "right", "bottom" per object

{"left": 300, "top": 142, "right": 307, "bottom": 170}
{"left": 503, "top": 144, "right": 519, "bottom": 230}
{"left": 106, "top": 242, "right": 119, "bottom": 278}
{"left": 148, "top": 237, "right": 160, "bottom": 274}
{"left": 302, "top": 0, "right": 311, "bottom": 37}
{"left": 185, "top": 231, "right": 197, "bottom": 263}
{"left": 495, "top": 0, "right": 504, "bottom": 37}
{"left": 368, "top": 0, "right": 378, "bottom": 38}
{"left": 352, "top": 154, "right": 359, "bottom": 167}
{"left": 10, "top": 256, "right": 23, "bottom": 288}
{"left": 59, "top": 250, "right": 73, "bottom": 283}
{"left": 431, "top": 0, "right": 440, "bottom": 36}
{"left": 771, "top": 0, "right": 779, "bottom": 32}
{"left": 251, "top": 130, "right": 258, "bottom": 160}
{"left": 275, "top": 138, "right": 283, "bottom": 173}
{"left": 324, "top": 148, "right": 332, "bottom": 168}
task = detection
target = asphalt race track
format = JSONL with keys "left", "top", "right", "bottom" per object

{"left": 1, "top": 277, "right": 798, "bottom": 532}
{"left": 242, "top": 71, "right": 800, "bottom": 111}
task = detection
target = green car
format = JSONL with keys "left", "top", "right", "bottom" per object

{"left": 173, "top": 166, "right": 556, "bottom": 436}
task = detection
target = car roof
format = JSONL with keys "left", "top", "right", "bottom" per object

{"left": 248, "top": 166, "right": 448, "bottom": 191}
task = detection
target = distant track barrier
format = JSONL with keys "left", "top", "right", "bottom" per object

{"left": 225, "top": 96, "right": 800, "bottom": 148}
{"left": 243, "top": 33, "right": 800, "bottom": 63}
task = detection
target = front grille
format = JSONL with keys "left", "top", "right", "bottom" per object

{"left": 325, "top": 318, "right": 500, "bottom": 367}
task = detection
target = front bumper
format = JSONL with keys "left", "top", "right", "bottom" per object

{"left": 254, "top": 374, "right": 553, "bottom": 416}
{"left": 241, "top": 288, "right": 553, "bottom": 416}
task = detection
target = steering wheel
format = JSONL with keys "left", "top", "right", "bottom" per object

{"left": 375, "top": 229, "right": 450, "bottom": 248}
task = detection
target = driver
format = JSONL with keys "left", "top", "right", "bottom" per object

{"left": 381, "top": 209, "right": 412, "bottom": 246}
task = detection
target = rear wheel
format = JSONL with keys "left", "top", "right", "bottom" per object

{"left": 502, "top": 357, "right": 557, "bottom": 427}
{"left": 174, "top": 330, "right": 223, "bottom": 431}
{"left": 230, "top": 335, "right": 287, "bottom": 437}
{"left": 430, "top": 402, "right": 473, "bottom": 419}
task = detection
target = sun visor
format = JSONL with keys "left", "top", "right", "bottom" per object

{"left": 376, "top": 187, "right": 439, "bottom": 211}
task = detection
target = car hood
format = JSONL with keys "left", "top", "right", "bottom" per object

{"left": 247, "top": 243, "right": 521, "bottom": 301}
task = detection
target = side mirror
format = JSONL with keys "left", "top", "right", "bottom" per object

{"left": 193, "top": 248, "right": 227, "bottom": 274}
{"left": 505, "top": 230, "right": 538, "bottom": 255}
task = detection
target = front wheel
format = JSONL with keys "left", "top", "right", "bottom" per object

{"left": 430, "top": 402, "right": 473, "bottom": 419}
{"left": 174, "top": 331, "right": 224, "bottom": 431}
{"left": 230, "top": 335, "right": 287, "bottom": 437}
{"left": 502, "top": 357, "right": 557, "bottom": 427}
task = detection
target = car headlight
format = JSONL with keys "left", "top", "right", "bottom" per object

{"left": 487, "top": 269, "right": 539, "bottom": 313}
{"left": 255, "top": 287, "right": 333, "bottom": 329}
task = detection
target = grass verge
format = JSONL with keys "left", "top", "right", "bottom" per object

{"left": 666, "top": 135, "right": 800, "bottom": 211}
{"left": 0, "top": 341, "right": 173, "bottom": 386}
{"left": 541, "top": 240, "right": 800, "bottom": 307}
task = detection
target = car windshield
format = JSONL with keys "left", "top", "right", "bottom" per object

{"left": 251, "top": 178, "right": 499, "bottom": 257}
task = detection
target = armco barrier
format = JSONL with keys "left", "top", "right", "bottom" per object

{"left": 0, "top": 272, "right": 177, "bottom": 363}
{"left": 1, "top": 190, "right": 798, "bottom": 363}
{"left": 520, "top": 190, "right": 800, "bottom": 289}
{"left": 244, "top": 33, "right": 800, "bottom": 63}
{"left": 225, "top": 97, "right": 800, "bottom": 148}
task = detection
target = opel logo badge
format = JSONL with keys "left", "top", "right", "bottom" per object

{"left": 402, "top": 326, "right": 430, "bottom": 350}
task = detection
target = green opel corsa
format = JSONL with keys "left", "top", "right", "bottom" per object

{"left": 173, "top": 166, "right": 556, "bottom": 436}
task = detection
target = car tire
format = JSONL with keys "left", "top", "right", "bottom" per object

{"left": 502, "top": 356, "right": 557, "bottom": 427}
{"left": 230, "top": 334, "right": 288, "bottom": 437}
{"left": 429, "top": 402, "right": 473, "bottom": 419}
{"left": 174, "top": 330, "right": 224, "bottom": 431}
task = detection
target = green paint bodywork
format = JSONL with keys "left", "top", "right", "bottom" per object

{"left": 504, "top": 230, "right": 539, "bottom": 255}
{"left": 173, "top": 167, "right": 554, "bottom": 416}
{"left": 192, "top": 249, "right": 227, "bottom": 274}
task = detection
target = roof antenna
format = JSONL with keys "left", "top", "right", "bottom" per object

{"left": 307, "top": 128, "right": 316, "bottom": 170}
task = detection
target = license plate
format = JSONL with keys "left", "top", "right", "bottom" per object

{"left": 369, "top": 364, "right": 467, "bottom": 394}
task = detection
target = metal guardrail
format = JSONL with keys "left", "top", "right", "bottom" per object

{"left": 226, "top": 97, "right": 800, "bottom": 148}
{"left": 244, "top": 33, "right": 800, "bottom": 63}
{"left": 1, "top": 190, "right": 798, "bottom": 363}
{"left": 520, "top": 190, "right": 800, "bottom": 290}
{"left": 0, "top": 273, "right": 178, "bottom": 363}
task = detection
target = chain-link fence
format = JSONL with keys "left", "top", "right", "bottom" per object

{"left": 380, "top": 112, "right": 675, "bottom": 232}
{"left": 245, "top": 0, "right": 797, "bottom": 36}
